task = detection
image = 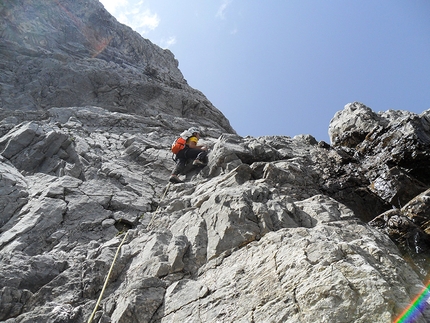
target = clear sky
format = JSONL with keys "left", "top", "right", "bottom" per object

{"left": 99, "top": 0, "right": 430, "bottom": 143}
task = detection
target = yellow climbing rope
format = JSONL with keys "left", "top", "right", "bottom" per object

{"left": 87, "top": 230, "right": 129, "bottom": 323}
{"left": 87, "top": 182, "right": 171, "bottom": 322}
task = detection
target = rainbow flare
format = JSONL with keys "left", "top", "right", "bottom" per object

{"left": 393, "top": 283, "right": 430, "bottom": 323}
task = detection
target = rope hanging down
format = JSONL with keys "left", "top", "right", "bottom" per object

{"left": 88, "top": 181, "right": 171, "bottom": 322}
{"left": 87, "top": 230, "right": 129, "bottom": 323}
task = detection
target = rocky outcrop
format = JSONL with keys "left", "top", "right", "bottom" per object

{"left": 330, "top": 102, "right": 430, "bottom": 208}
{"left": 1, "top": 0, "right": 430, "bottom": 322}
{"left": 1, "top": 102, "right": 430, "bottom": 322}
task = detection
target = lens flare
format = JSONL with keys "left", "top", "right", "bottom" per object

{"left": 393, "top": 283, "right": 430, "bottom": 323}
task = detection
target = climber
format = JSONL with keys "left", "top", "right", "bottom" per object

{"left": 169, "top": 127, "right": 208, "bottom": 183}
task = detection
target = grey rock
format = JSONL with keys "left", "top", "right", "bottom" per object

{"left": 329, "top": 102, "right": 381, "bottom": 146}
{"left": 0, "top": 161, "right": 29, "bottom": 227}
{"left": 1, "top": 0, "right": 430, "bottom": 322}
{"left": 370, "top": 188, "right": 430, "bottom": 259}
{"left": 0, "top": 0, "right": 234, "bottom": 134}
{"left": 2, "top": 98, "right": 430, "bottom": 322}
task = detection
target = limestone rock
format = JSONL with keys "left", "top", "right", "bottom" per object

{"left": 0, "top": 0, "right": 234, "bottom": 134}
{"left": 370, "top": 188, "right": 430, "bottom": 258}
{"left": 1, "top": 0, "right": 430, "bottom": 322}
{"left": 329, "top": 102, "right": 382, "bottom": 146}
{"left": 0, "top": 160, "right": 29, "bottom": 227}
{"left": 1, "top": 101, "right": 430, "bottom": 322}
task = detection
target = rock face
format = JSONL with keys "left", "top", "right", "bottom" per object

{"left": 0, "top": 0, "right": 234, "bottom": 133}
{"left": 1, "top": 1, "right": 430, "bottom": 323}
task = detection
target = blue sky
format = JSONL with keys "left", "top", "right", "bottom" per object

{"left": 99, "top": 0, "right": 430, "bottom": 143}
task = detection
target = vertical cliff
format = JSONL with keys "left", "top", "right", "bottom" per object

{"left": 1, "top": 1, "right": 430, "bottom": 322}
{"left": 0, "top": 0, "right": 234, "bottom": 133}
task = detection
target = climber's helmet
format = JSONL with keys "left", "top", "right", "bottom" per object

{"left": 188, "top": 127, "right": 200, "bottom": 136}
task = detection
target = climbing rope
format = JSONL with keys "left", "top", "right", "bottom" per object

{"left": 87, "top": 230, "right": 129, "bottom": 323}
{"left": 87, "top": 182, "right": 171, "bottom": 322}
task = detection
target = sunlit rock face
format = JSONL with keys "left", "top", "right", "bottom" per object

{"left": 0, "top": 0, "right": 234, "bottom": 134}
{"left": 1, "top": 1, "right": 430, "bottom": 322}
{"left": 329, "top": 102, "right": 430, "bottom": 207}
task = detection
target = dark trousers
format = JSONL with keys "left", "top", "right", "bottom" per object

{"left": 172, "top": 148, "right": 208, "bottom": 175}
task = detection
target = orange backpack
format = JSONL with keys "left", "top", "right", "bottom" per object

{"left": 171, "top": 137, "right": 187, "bottom": 154}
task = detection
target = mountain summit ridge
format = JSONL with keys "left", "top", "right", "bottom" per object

{"left": 0, "top": 0, "right": 234, "bottom": 134}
